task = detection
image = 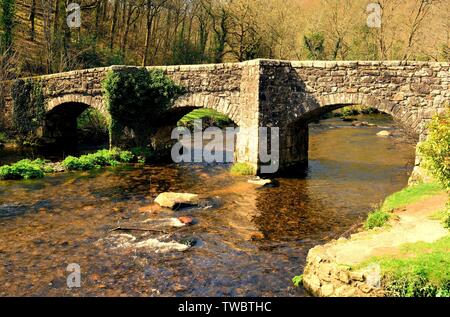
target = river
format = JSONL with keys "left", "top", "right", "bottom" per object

{"left": 0, "top": 114, "right": 416, "bottom": 296}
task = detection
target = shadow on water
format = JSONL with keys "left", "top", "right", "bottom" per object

{"left": 0, "top": 114, "right": 416, "bottom": 296}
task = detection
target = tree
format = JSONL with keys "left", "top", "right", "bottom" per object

{"left": 304, "top": 32, "right": 326, "bottom": 60}
{"left": 403, "top": 0, "right": 437, "bottom": 60}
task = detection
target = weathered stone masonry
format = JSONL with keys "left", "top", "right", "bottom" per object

{"left": 1, "top": 59, "right": 449, "bottom": 173}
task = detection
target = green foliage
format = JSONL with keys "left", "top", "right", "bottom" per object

{"left": 77, "top": 108, "right": 109, "bottom": 143}
{"left": 335, "top": 106, "right": 379, "bottom": 118}
{"left": 339, "top": 107, "right": 359, "bottom": 117}
{"left": 0, "top": 0, "right": 15, "bottom": 53}
{"left": 102, "top": 68, "right": 184, "bottom": 147}
{"left": 131, "top": 147, "right": 155, "bottom": 164}
{"left": 73, "top": 36, "right": 125, "bottom": 69}
{"left": 11, "top": 79, "right": 45, "bottom": 138}
{"left": 418, "top": 107, "right": 450, "bottom": 190}
{"left": 178, "top": 108, "right": 234, "bottom": 129}
{"left": 292, "top": 275, "right": 303, "bottom": 287}
{"left": 303, "top": 32, "right": 325, "bottom": 60}
{"left": 0, "top": 158, "right": 48, "bottom": 180}
{"left": 0, "top": 132, "right": 8, "bottom": 143}
{"left": 230, "top": 163, "right": 255, "bottom": 176}
{"left": 62, "top": 148, "right": 134, "bottom": 171}
{"left": 359, "top": 236, "right": 450, "bottom": 297}
{"left": 170, "top": 35, "right": 207, "bottom": 65}
{"left": 364, "top": 209, "right": 392, "bottom": 229}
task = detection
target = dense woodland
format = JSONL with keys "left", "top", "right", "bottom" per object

{"left": 0, "top": 0, "right": 449, "bottom": 77}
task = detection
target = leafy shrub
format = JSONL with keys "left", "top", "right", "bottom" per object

{"left": 443, "top": 202, "right": 450, "bottom": 229}
{"left": 0, "top": 159, "right": 48, "bottom": 180}
{"left": 102, "top": 68, "right": 184, "bottom": 147}
{"left": 292, "top": 275, "right": 303, "bottom": 287}
{"left": 62, "top": 149, "right": 134, "bottom": 171}
{"left": 230, "top": 163, "right": 255, "bottom": 176}
{"left": 364, "top": 209, "right": 392, "bottom": 229}
{"left": 418, "top": 106, "right": 450, "bottom": 189}
{"left": 130, "top": 147, "right": 155, "bottom": 163}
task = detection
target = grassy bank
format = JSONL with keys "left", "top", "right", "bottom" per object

{"left": 357, "top": 236, "right": 450, "bottom": 297}
{"left": 365, "top": 182, "right": 446, "bottom": 229}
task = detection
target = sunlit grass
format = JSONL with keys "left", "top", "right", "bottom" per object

{"left": 364, "top": 182, "right": 446, "bottom": 229}
{"left": 355, "top": 236, "right": 450, "bottom": 297}
{"left": 230, "top": 162, "right": 255, "bottom": 176}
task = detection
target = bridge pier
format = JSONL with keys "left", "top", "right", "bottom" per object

{"left": 278, "top": 123, "right": 309, "bottom": 172}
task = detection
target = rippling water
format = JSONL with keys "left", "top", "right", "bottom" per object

{"left": 0, "top": 115, "right": 416, "bottom": 296}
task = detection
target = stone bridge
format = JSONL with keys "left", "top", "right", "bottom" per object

{"left": 1, "top": 59, "right": 449, "bottom": 174}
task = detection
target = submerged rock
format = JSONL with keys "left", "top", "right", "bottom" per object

{"left": 178, "top": 216, "right": 194, "bottom": 225}
{"left": 103, "top": 233, "right": 191, "bottom": 253}
{"left": 154, "top": 192, "right": 199, "bottom": 209}
{"left": 134, "top": 238, "right": 190, "bottom": 253}
{"left": 0, "top": 203, "right": 28, "bottom": 218}
{"left": 352, "top": 121, "right": 371, "bottom": 127}
{"left": 377, "top": 130, "right": 392, "bottom": 137}
{"left": 248, "top": 177, "right": 272, "bottom": 186}
{"left": 248, "top": 177, "right": 279, "bottom": 188}
{"left": 179, "top": 237, "right": 197, "bottom": 247}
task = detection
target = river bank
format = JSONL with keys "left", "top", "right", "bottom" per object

{"left": 302, "top": 183, "right": 449, "bottom": 297}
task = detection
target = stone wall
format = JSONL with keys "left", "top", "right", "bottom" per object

{"left": 303, "top": 241, "right": 385, "bottom": 297}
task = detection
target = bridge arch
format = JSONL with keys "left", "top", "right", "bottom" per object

{"left": 43, "top": 95, "right": 109, "bottom": 145}
{"left": 279, "top": 93, "right": 419, "bottom": 172}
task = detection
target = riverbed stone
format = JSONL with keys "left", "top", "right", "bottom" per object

{"left": 154, "top": 192, "right": 200, "bottom": 209}
{"left": 377, "top": 130, "right": 392, "bottom": 137}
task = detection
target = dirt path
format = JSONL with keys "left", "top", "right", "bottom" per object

{"left": 330, "top": 193, "right": 448, "bottom": 265}
{"left": 302, "top": 193, "right": 449, "bottom": 297}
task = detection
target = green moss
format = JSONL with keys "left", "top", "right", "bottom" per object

{"left": 356, "top": 236, "right": 450, "bottom": 297}
{"left": 230, "top": 163, "right": 255, "bottom": 176}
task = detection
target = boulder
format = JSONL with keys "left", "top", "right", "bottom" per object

{"left": 376, "top": 130, "right": 392, "bottom": 137}
{"left": 248, "top": 177, "right": 272, "bottom": 186}
{"left": 154, "top": 192, "right": 200, "bottom": 209}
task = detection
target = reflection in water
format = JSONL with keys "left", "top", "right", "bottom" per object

{"left": 0, "top": 115, "right": 416, "bottom": 296}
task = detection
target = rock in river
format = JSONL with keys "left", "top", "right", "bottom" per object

{"left": 248, "top": 177, "right": 279, "bottom": 188}
{"left": 154, "top": 192, "right": 200, "bottom": 209}
{"left": 377, "top": 130, "right": 392, "bottom": 137}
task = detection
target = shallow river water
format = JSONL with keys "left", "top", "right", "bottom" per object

{"left": 0, "top": 115, "right": 416, "bottom": 296}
